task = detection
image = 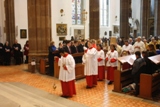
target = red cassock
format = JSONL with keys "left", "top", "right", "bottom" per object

{"left": 106, "top": 66, "right": 117, "bottom": 81}
{"left": 61, "top": 80, "right": 76, "bottom": 97}
{"left": 98, "top": 66, "right": 105, "bottom": 80}
{"left": 105, "top": 50, "right": 118, "bottom": 81}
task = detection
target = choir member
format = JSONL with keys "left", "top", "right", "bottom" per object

{"left": 4, "top": 41, "right": 11, "bottom": 65}
{"left": 48, "top": 41, "right": 57, "bottom": 76}
{"left": 82, "top": 40, "right": 98, "bottom": 88}
{"left": 106, "top": 44, "right": 118, "bottom": 85}
{"left": 97, "top": 44, "right": 105, "bottom": 81}
{"left": 58, "top": 48, "right": 76, "bottom": 98}
{"left": 132, "top": 51, "right": 146, "bottom": 96}
{"left": 92, "top": 39, "right": 97, "bottom": 49}
{"left": 23, "top": 40, "right": 29, "bottom": 63}
{"left": 121, "top": 40, "right": 134, "bottom": 56}
{"left": 12, "top": 39, "right": 22, "bottom": 65}
{"left": 133, "top": 37, "right": 145, "bottom": 52}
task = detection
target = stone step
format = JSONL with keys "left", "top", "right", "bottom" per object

{"left": 0, "top": 83, "right": 66, "bottom": 107}
{"left": 0, "top": 82, "right": 88, "bottom": 107}
{"left": 8, "top": 82, "right": 88, "bottom": 107}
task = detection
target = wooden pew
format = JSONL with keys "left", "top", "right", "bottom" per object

{"left": 54, "top": 52, "right": 85, "bottom": 80}
{"left": 139, "top": 55, "right": 160, "bottom": 99}
{"left": 139, "top": 73, "right": 160, "bottom": 99}
{"left": 39, "top": 58, "right": 49, "bottom": 74}
{"left": 113, "top": 55, "right": 136, "bottom": 92}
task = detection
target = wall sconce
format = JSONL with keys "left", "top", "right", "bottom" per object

{"left": 60, "top": 9, "right": 65, "bottom": 17}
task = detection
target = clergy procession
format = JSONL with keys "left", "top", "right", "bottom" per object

{"left": 53, "top": 36, "right": 160, "bottom": 98}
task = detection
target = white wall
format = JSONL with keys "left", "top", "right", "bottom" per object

{"left": 13, "top": 0, "right": 120, "bottom": 47}
{"left": 14, "top": 0, "right": 28, "bottom": 48}
{"left": 100, "top": 0, "right": 120, "bottom": 38}
{"left": 51, "top": 0, "right": 89, "bottom": 47}
{"left": 0, "top": 0, "right": 6, "bottom": 43}
{"left": 131, "top": 0, "right": 141, "bottom": 33}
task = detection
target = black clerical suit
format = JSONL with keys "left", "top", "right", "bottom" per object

{"left": 12, "top": 43, "right": 22, "bottom": 65}
{"left": 4, "top": 45, "right": 11, "bottom": 65}
{"left": 0, "top": 43, "right": 4, "bottom": 64}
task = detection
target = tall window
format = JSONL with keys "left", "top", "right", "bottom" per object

{"left": 100, "top": 0, "right": 109, "bottom": 26}
{"left": 72, "top": 0, "right": 83, "bottom": 25}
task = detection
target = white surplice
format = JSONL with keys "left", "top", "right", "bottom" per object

{"left": 133, "top": 41, "right": 146, "bottom": 52}
{"left": 58, "top": 54, "right": 75, "bottom": 82}
{"left": 122, "top": 44, "right": 134, "bottom": 54}
{"left": 105, "top": 50, "right": 118, "bottom": 67}
{"left": 82, "top": 47, "right": 98, "bottom": 76}
{"left": 97, "top": 50, "right": 105, "bottom": 66}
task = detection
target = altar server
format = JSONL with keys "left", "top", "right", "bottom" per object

{"left": 106, "top": 44, "right": 118, "bottom": 84}
{"left": 82, "top": 40, "right": 98, "bottom": 88}
{"left": 58, "top": 49, "right": 76, "bottom": 98}
{"left": 97, "top": 44, "right": 105, "bottom": 81}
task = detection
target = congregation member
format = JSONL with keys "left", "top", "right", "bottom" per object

{"left": 142, "top": 51, "right": 154, "bottom": 74}
{"left": 77, "top": 39, "right": 84, "bottom": 53}
{"left": 97, "top": 44, "right": 105, "bottom": 81}
{"left": 82, "top": 40, "right": 98, "bottom": 88}
{"left": 58, "top": 48, "right": 76, "bottom": 98}
{"left": 4, "top": 41, "right": 11, "bottom": 65}
{"left": 148, "top": 44, "right": 157, "bottom": 57}
{"left": 121, "top": 40, "right": 134, "bottom": 56}
{"left": 12, "top": 39, "right": 22, "bottom": 65}
{"left": 132, "top": 51, "right": 146, "bottom": 96}
{"left": 48, "top": 41, "right": 57, "bottom": 76}
{"left": 133, "top": 37, "right": 145, "bottom": 52}
{"left": 23, "top": 40, "right": 29, "bottom": 63}
{"left": 143, "top": 39, "right": 149, "bottom": 51}
{"left": 71, "top": 40, "right": 79, "bottom": 63}
{"left": 128, "top": 38, "right": 134, "bottom": 45}
{"left": 106, "top": 44, "right": 118, "bottom": 85}
{"left": 63, "top": 40, "right": 72, "bottom": 54}
{"left": 0, "top": 42, "right": 4, "bottom": 64}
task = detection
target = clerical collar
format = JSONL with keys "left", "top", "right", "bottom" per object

{"left": 63, "top": 53, "right": 68, "bottom": 57}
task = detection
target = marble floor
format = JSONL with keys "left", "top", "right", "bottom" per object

{"left": 0, "top": 64, "right": 160, "bottom": 107}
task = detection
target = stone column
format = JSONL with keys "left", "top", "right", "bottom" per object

{"left": 120, "top": 0, "right": 130, "bottom": 39}
{"left": 140, "top": 0, "right": 150, "bottom": 38}
{"left": 89, "top": 0, "right": 99, "bottom": 39}
{"left": 28, "top": 0, "right": 51, "bottom": 71}
{"left": 154, "top": 0, "right": 160, "bottom": 36}
{"left": 4, "top": 0, "right": 15, "bottom": 45}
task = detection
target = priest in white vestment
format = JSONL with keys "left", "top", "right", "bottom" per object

{"left": 58, "top": 48, "right": 76, "bottom": 98}
{"left": 133, "top": 37, "right": 146, "bottom": 52}
{"left": 82, "top": 40, "right": 98, "bottom": 88}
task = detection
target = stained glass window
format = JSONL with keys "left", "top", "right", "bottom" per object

{"left": 100, "top": 0, "right": 109, "bottom": 26}
{"left": 72, "top": 0, "right": 83, "bottom": 25}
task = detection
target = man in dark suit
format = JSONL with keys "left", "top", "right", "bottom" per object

{"left": 12, "top": 40, "right": 22, "bottom": 65}
{"left": 77, "top": 39, "right": 85, "bottom": 53}
{"left": 71, "top": 40, "right": 79, "bottom": 54}
{"left": 63, "top": 40, "right": 72, "bottom": 54}
{"left": 0, "top": 42, "right": 4, "bottom": 65}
